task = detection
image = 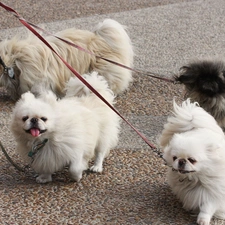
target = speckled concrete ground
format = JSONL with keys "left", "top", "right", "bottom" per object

{"left": 1, "top": 0, "right": 225, "bottom": 224}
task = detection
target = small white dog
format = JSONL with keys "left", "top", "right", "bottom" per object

{"left": 160, "top": 99, "right": 225, "bottom": 225}
{"left": 10, "top": 72, "right": 120, "bottom": 183}
{"left": 0, "top": 19, "right": 133, "bottom": 100}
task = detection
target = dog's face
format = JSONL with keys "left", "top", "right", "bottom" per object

{"left": 22, "top": 114, "right": 48, "bottom": 138}
{"left": 11, "top": 91, "right": 57, "bottom": 139}
{"left": 163, "top": 131, "right": 220, "bottom": 174}
{"left": 176, "top": 60, "right": 225, "bottom": 97}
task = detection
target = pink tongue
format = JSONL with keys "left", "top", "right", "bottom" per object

{"left": 30, "top": 128, "right": 40, "bottom": 137}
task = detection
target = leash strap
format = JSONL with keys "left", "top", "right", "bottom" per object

{"left": 0, "top": 2, "right": 156, "bottom": 149}
{"left": 0, "top": 140, "right": 26, "bottom": 172}
{"left": 28, "top": 24, "right": 175, "bottom": 83}
{"left": 0, "top": 139, "right": 48, "bottom": 173}
{"left": 34, "top": 26, "right": 175, "bottom": 83}
{"left": 0, "top": 2, "right": 175, "bottom": 84}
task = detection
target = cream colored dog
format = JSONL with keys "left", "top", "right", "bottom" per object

{"left": 0, "top": 19, "right": 133, "bottom": 100}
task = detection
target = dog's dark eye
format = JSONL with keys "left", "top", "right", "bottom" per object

{"left": 173, "top": 156, "right": 177, "bottom": 161}
{"left": 22, "top": 116, "right": 29, "bottom": 122}
{"left": 41, "top": 117, "right": 47, "bottom": 122}
{"left": 188, "top": 158, "right": 196, "bottom": 164}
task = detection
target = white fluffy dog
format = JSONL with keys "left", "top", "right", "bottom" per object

{"left": 160, "top": 99, "right": 225, "bottom": 225}
{"left": 10, "top": 72, "right": 120, "bottom": 183}
{"left": 0, "top": 19, "right": 133, "bottom": 100}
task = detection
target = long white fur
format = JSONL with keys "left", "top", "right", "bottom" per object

{"left": 160, "top": 99, "right": 224, "bottom": 148}
{"left": 10, "top": 72, "right": 120, "bottom": 183}
{"left": 160, "top": 99, "right": 225, "bottom": 225}
{"left": 0, "top": 19, "right": 133, "bottom": 100}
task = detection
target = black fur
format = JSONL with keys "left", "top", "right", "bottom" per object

{"left": 175, "top": 59, "right": 225, "bottom": 129}
{"left": 175, "top": 60, "right": 225, "bottom": 97}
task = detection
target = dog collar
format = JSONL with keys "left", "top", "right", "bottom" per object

{"left": 28, "top": 138, "right": 48, "bottom": 158}
{"left": 0, "top": 56, "right": 15, "bottom": 79}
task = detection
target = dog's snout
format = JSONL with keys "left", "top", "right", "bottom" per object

{"left": 31, "top": 117, "right": 38, "bottom": 124}
{"left": 178, "top": 159, "right": 186, "bottom": 168}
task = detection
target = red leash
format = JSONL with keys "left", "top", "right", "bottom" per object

{"left": 0, "top": 2, "right": 175, "bottom": 84}
{"left": 0, "top": 2, "right": 157, "bottom": 149}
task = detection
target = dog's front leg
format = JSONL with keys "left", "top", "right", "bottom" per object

{"left": 197, "top": 201, "right": 217, "bottom": 225}
{"left": 36, "top": 174, "right": 52, "bottom": 183}
{"left": 69, "top": 159, "right": 87, "bottom": 182}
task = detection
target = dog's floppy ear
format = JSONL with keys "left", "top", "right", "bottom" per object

{"left": 40, "top": 91, "right": 57, "bottom": 106}
{"left": 206, "top": 141, "right": 224, "bottom": 159}
{"left": 162, "top": 144, "right": 173, "bottom": 165}
{"left": 21, "top": 91, "right": 35, "bottom": 101}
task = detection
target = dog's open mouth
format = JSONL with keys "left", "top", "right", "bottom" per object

{"left": 172, "top": 168, "right": 196, "bottom": 174}
{"left": 25, "top": 128, "right": 47, "bottom": 137}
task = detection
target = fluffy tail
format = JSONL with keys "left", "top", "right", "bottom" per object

{"left": 94, "top": 19, "right": 133, "bottom": 66}
{"left": 93, "top": 19, "right": 134, "bottom": 94}
{"left": 160, "top": 99, "right": 224, "bottom": 148}
{"left": 65, "top": 71, "right": 115, "bottom": 104}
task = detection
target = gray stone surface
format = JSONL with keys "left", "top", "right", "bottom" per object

{"left": 1, "top": 0, "right": 225, "bottom": 224}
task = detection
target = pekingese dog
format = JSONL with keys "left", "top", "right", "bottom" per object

{"left": 0, "top": 19, "right": 133, "bottom": 100}
{"left": 175, "top": 59, "right": 225, "bottom": 130}
{"left": 160, "top": 99, "right": 225, "bottom": 225}
{"left": 10, "top": 72, "right": 120, "bottom": 183}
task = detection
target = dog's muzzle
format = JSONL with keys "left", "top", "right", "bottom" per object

{"left": 172, "top": 167, "right": 196, "bottom": 174}
{"left": 178, "top": 158, "right": 186, "bottom": 170}
{"left": 25, "top": 118, "right": 47, "bottom": 137}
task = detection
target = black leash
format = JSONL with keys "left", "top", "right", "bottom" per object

{"left": 0, "top": 140, "right": 26, "bottom": 172}
{"left": 0, "top": 139, "right": 48, "bottom": 173}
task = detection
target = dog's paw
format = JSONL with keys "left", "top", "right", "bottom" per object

{"left": 197, "top": 214, "right": 211, "bottom": 225}
{"left": 89, "top": 165, "right": 103, "bottom": 173}
{"left": 70, "top": 173, "right": 82, "bottom": 182}
{"left": 36, "top": 174, "right": 52, "bottom": 183}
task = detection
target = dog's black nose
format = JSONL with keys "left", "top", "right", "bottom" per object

{"left": 178, "top": 159, "right": 186, "bottom": 168}
{"left": 31, "top": 117, "right": 38, "bottom": 124}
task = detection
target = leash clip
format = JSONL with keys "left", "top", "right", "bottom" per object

{"left": 0, "top": 56, "right": 15, "bottom": 79}
{"left": 28, "top": 139, "right": 48, "bottom": 158}
{"left": 7, "top": 67, "right": 15, "bottom": 79}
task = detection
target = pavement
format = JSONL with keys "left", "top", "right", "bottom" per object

{"left": 0, "top": 0, "right": 225, "bottom": 224}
